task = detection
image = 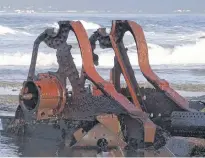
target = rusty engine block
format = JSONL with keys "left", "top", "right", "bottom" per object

{"left": 1, "top": 20, "right": 205, "bottom": 157}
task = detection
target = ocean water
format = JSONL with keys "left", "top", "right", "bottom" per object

{"left": 0, "top": 13, "right": 205, "bottom": 87}
{"left": 0, "top": 12, "right": 205, "bottom": 156}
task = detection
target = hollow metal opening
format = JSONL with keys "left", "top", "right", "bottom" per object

{"left": 22, "top": 81, "right": 39, "bottom": 111}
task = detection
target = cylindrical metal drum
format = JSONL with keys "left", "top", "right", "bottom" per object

{"left": 19, "top": 73, "right": 66, "bottom": 120}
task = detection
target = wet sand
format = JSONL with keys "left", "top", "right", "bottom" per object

{"left": 0, "top": 95, "right": 18, "bottom": 113}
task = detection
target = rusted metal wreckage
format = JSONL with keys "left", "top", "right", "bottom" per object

{"left": 1, "top": 20, "right": 205, "bottom": 157}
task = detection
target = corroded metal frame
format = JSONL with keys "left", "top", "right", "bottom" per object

{"left": 110, "top": 20, "right": 192, "bottom": 111}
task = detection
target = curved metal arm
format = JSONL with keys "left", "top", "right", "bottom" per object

{"left": 110, "top": 20, "right": 193, "bottom": 112}
{"left": 109, "top": 20, "right": 147, "bottom": 111}
{"left": 88, "top": 24, "right": 147, "bottom": 111}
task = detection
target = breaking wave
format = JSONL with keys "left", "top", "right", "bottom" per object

{"left": 74, "top": 20, "right": 101, "bottom": 30}
{"left": 0, "top": 21, "right": 100, "bottom": 36}
{"left": 0, "top": 38, "right": 205, "bottom": 67}
{"left": 0, "top": 25, "right": 32, "bottom": 35}
{"left": 0, "top": 25, "right": 16, "bottom": 35}
{"left": 48, "top": 20, "right": 101, "bottom": 30}
{"left": 144, "top": 38, "right": 205, "bottom": 65}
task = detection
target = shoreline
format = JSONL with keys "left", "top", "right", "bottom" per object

{"left": 0, "top": 81, "right": 205, "bottom": 95}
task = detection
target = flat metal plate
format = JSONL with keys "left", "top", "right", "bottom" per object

{"left": 171, "top": 111, "right": 205, "bottom": 127}
{"left": 72, "top": 123, "right": 127, "bottom": 149}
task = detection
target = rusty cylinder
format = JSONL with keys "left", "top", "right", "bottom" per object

{"left": 19, "top": 73, "right": 66, "bottom": 120}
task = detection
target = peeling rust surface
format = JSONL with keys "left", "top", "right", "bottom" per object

{"left": 110, "top": 20, "right": 147, "bottom": 111}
